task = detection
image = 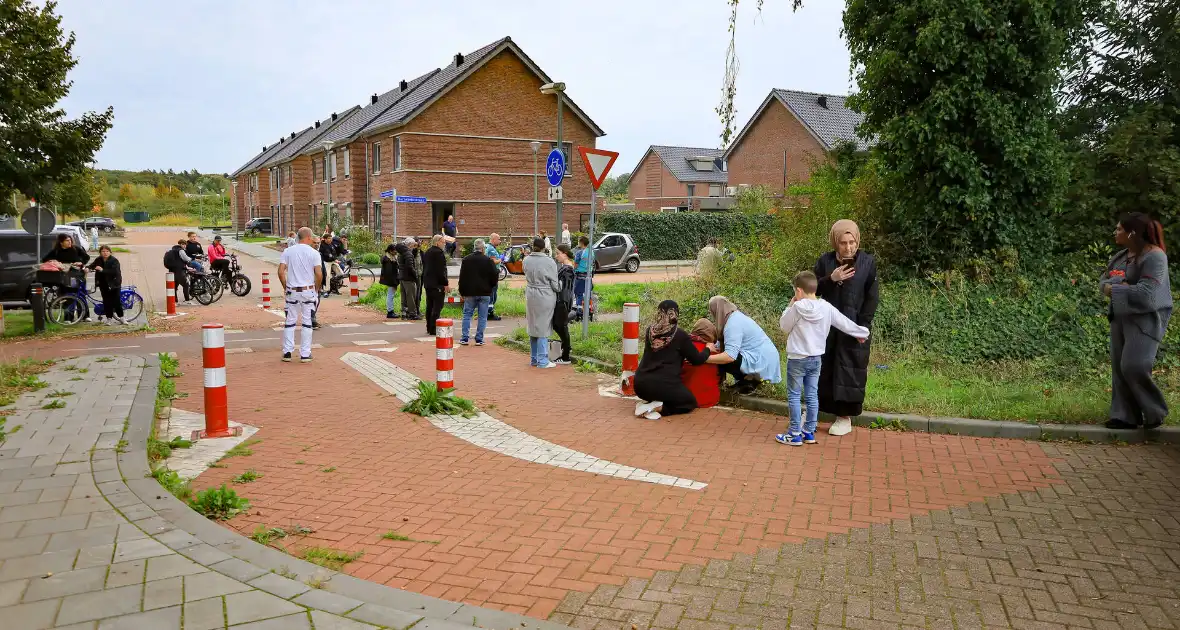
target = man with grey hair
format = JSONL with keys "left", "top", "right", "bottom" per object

{"left": 277, "top": 227, "right": 323, "bottom": 362}
{"left": 458, "top": 236, "right": 499, "bottom": 346}
{"left": 421, "top": 234, "right": 449, "bottom": 335}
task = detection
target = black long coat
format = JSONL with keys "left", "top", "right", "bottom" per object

{"left": 813, "top": 250, "right": 880, "bottom": 416}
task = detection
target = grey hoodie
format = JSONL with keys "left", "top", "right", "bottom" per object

{"left": 778, "top": 297, "right": 870, "bottom": 359}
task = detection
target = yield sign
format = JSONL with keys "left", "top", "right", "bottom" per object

{"left": 576, "top": 146, "right": 620, "bottom": 191}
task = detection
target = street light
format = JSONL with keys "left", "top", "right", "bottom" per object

{"left": 539, "top": 82, "right": 565, "bottom": 242}
{"left": 530, "top": 140, "right": 541, "bottom": 235}
{"left": 321, "top": 141, "right": 333, "bottom": 233}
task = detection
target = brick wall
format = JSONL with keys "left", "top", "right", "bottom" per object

{"left": 726, "top": 99, "right": 828, "bottom": 190}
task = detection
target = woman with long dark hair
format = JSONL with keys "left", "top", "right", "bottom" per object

{"left": 87, "top": 245, "right": 125, "bottom": 324}
{"left": 1101, "top": 213, "right": 1172, "bottom": 429}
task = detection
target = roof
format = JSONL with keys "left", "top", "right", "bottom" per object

{"left": 261, "top": 106, "right": 362, "bottom": 166}
{"left": 722, "top": 89, "right": 872, "bottom": 160}
{"left": 310, "top": 73, "right": 440, "bottom": 150}
{"left": 358, "top": 37, "right": 605, "bottom": 138}
{"left": 628, "top": 145, "right": 727, "bottom": 185}
{"left": 230, "top": 140, "right": 285, "bottom": 178}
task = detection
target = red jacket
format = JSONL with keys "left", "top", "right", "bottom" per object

{"left": 208, "top": 243, "right": 227, "bottom": 262}
{"left": 681, "top": 339, "right": 720, "bottom": 408}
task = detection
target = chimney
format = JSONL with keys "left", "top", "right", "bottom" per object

{"left": 371, "top": 93, "right": 378, "bottom": 104}
{"left": 454, "top": 52, "right": 464, "bottom": 66}
{"left": 290, "top": 132, "right": 296, "bottom": 139}
{"left": 315, "top": 120, "right": 320, "bottom": 128}
{"left": 279, "top": 137, "right": 285, "bottom": 144}
{"left": 817, "top": 95, "right": 828, "bottom": 109}
{"left": 262, "top": 146, "right": 266, "bottom": 152}
{"left": 331, "top": 112, "right": 338, "bottom": 121}
{"left": 399, "top": 79, "right": 408, "bottom": 91}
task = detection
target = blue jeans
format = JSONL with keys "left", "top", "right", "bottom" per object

{"left": 461, "top": 295, "right": 490, "bottom": 343}
{"left": 574, "top": 274, "right": 587, "bottom": 306}
{"left": 489, "top": 284, "right": 498, "bottom": 314}
{"left": 786, "top": 356, "right": 822, "bottom": 434}
{"left": 186, "top": 260, "right": 202, "bottom": 274}
{"left": 385, "top": 286, "right": 396, "bottom": 313}
{"left": 529, "top": 336, "right": 550, "bottom": 366}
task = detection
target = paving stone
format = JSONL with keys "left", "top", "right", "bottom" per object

{"left": 1, "top": 597, "right": 60, "bottom": 629}
{"left": 347, "top": 603, "right": 425, "bottom": 630}
{"left": 95, "top": 604, "right": 181, "bottom": 630}
{"left": 183, "top": 596, "right": 226, "bottom": 630}
{"left": 0, "top": 548, "right": 77, "bottom": 581}
{"left": 105, "top": 559, "right": 146, "bottom": 588}
{"left": 223, "top": 589, "right": 305, "bottom": 625}
{"left": 184, "top": 571, "right": 253, "bottom": 602}
{"left": 22, "top": 566, "right": 108, "bottom": 602}
{"left": 0, "top": 500, "right": 65, "bottom": 523}
{"left": 292, "top": 588, "right": 363, "bottom": 615}
{"left": 248, "top": 572, "right": 310, "bottom": 599}
{"left": 208, "top": 557, "right": 268, "bottom": 583}
{"left": 0, "top": 577, "right": 28, "bottom": 606}
{"left": 73, "top": 543, "right": 115, "bottom": 569}
{"left": 143, "top": 576, "right": 184, "bottom": 611}
{"left": 0, "top": 532, "right": 48, "bottom": 559}
{"left": 43, "top": 525, "right": 119, "bottom": 553}
{"left": 17, "top": 513, "right": 90, "bottom": 536}
{"left": 56, "top": 583, "right": 143, "bottom": 625}
{"left": 145, "top": 554, "right": 207, "bottom": 581}
{"left": 111, "top": 537, "right": 171, "bottom": 563}
{"left": 230, "top": 611, "right": 312, "bottom": 629}
{"left": 309, "top": 610, "right": 381, "bottom": 630}
{"left": 180, "top": 543, "right": 233, "bottom": 566}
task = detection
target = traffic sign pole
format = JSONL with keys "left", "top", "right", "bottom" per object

{"left": 582, "top": 186, "right": 596, "bottom": 337}
{"left": 556, "top": 93, "right": 564, "bottom": 246}
{"left": 574, "top": 146, "right": 621, "bottom": 338}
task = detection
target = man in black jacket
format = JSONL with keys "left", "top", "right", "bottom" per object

{"left": 457, "top": 237, "right": 499, "bottom": 346}
{"left": 421, "top": 235, "right": 449, "bottom": 335}
{"left": 319, "top": 234, "right": 341, "bottom": 296}
{"left": 379, "top": 243, "right": 400, "bottom": 319}
{"left": 163, "top": 241, "right": 191, "bottom": 303}
{"left": 395, "top": 238, "right": 420, "bottom": 319}
{"left": 184, "top": 232, "right": 204, "bottom": 274}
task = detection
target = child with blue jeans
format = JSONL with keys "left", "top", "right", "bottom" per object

{"left": 775, "top": 271, "right": 869, "bottom": 446}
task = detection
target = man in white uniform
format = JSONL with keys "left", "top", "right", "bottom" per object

{"left": 278, "top": 227, "right": 323, "bottom": 363}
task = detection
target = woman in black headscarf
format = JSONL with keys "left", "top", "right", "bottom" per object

{"left": 632, "top": 300, "right": 712, "bottom": 420}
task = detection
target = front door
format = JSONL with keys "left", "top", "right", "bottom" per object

{"left": 430, "top": 202, "right": 455, "bottom": 236}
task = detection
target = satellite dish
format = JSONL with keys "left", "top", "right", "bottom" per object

{"left": 21, "top": 206, "right": 56, "bottom": 236}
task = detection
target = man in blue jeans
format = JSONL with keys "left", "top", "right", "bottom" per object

{"left": 458, "top": 238, "right": 499, "bottom": 346}
{"left": 573, "top": 235, "right": 591, "bottom": 306}
{"left": 483, "top": 233, "right": 503, "bottom": 320}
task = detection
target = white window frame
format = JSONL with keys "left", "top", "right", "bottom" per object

{"left": 392, "top": 137, "right": 401, "bottom": 171}
{"left": 708, "top": 184, "right": 722, "bottom": 197}
{"left": 330, "top": 151, "right": 338, "bottom": 181}
{"left": 343, "top": 148, "right": 350, "bottom": 178}
{"left": 372, "top": 143, "right": 381, "bottom": 174}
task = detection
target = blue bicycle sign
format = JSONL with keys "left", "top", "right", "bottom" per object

{"left": 545, "top": 148, "right": 565, "bottom": 187}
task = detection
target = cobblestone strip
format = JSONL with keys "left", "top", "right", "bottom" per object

{"left": 341, "top": 352, "right": 707, "bottom": 490}
{"left": 0, "top": 355, "right": 573, "bottom": 630}
{"left": 553, "top": 442, "right": 1180, "bottom": 630}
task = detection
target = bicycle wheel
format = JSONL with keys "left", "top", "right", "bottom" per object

{"left": 356, "top": 266, "right": 376, "bottom": 287}
{"left": 120, "top": 290, "right": 144, "bottom": 321}
{"left": 229, "top": 274, "right": 251, "bottom": 297}
{"left": 208, "top": 275, "right": 225, "bottom": 302}
{"left": 498, "top": 265, "right": 508, "bottom": 282}
{"left": 191, "top": 276, "right": 215, "bottom": 306}
{"left": 47, "top": 295, "right": 86, "bottom": 325}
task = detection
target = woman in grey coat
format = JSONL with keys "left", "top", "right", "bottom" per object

{"left": 1101, "top": 212, "right": 1172, "bottom": 430}
{"left": 523, "top": 237, "right": 561, "bottom": 368}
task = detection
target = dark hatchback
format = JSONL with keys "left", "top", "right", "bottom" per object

{"left": 0, "top": 230, "right": 60, "bottom": 303}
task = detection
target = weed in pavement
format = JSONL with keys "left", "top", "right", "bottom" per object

{"left": 45, "top": 390, "right": 73, "bottom": 398}
{"left": 0, "top": 359, "right": 52, "bottom": 407}
{"left": 95, "top": 357, "right": 113, "bottom": 363}
{"left": 41, "top": 399, "right": 66, "bottom": 410}
{"left": 401, "top": 382, "right": 476, "bottom": 418}
{"left": 189, "top": 484, "right": 250, "bottom": 520}
{"left": 320, "top": 466, "right": 336, "bottom": 473}
{"left": 221, "top": 438, "right": 261, "bottom": 460}
{"left": 868, "top": 417, "right": 910, "bottom": 431}
{"left": 301, "top": 547, "right": 363, "bottom": 571}
{"left": 152, "top": 468, "right": 193, "bottom": 502}
{"left": 233, "top": 469, "right": 262, "bottom": 483}
{"left": 250, "top": 525, "right": 288, "bottom": 545}
{"left": 381, "top": 531, "right": 439, "bottom": 544}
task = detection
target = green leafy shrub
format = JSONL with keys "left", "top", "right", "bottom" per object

{"left": 401, "top": 382, "right": 476, "bottom": 418}
{"left": 597, "top": 210, "right": 774, "bottom": 261}
{"left": 233, "top": 469, "right": 261, "bottom": 483}
{"left": 189, "top": 484, "right": 249, "bottom": 520}
{"left": 360, "top": 252, "right": 380, "bottom": 265}
{"left": 343, "top": 225, "right": 380, "bottom": 256}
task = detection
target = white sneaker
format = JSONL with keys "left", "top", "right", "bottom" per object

{"left": 634, "top": 400, "right": 661, "bottom": 417}
{"left": 828, "top": 417, "right": 854, "bottom": 436}
{"left": 554, "top": 359, "right": 572, "bottom": 365}
{"left": 537, "top": 362, "right": 557, "bottom": 369}
{"left": 643, "top": 411, "right": 662, "bottom": 420}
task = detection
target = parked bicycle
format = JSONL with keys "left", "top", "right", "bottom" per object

{"left": 46, "top": 282, "right": 145, "bottom": 325}
{"left": 328, "top": 257, "right": 376, "bottom": 294}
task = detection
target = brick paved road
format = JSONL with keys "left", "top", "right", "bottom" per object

{"left": 169, "top": 342, "right": 1146, "bottom": 626}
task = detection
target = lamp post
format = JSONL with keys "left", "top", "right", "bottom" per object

{"left": 530, "top": 140, "right": 541, "bottom": 235}
{"left": 230, "top": 180, "right": 238, "bottom": 236}
{"left": 322, "top": 141, "right": 333, "bottom": 233}
{"left": 539, "top": 82, "right": 565, "bottom": 241}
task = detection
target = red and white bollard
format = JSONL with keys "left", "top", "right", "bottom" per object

{"left": 261, "top": 272, "right": 271, "bottom": 309}
{"left": 436, "top": 318, "right": 454, "bottom": 391}
{"left": 192, "top": 324, "right": 241, "bottom": 440}
{"left": 349, "top": 272, "right": 359, "bottom": 304}
{"left": 621, "top": 302, "right": 640, "bottom": 396}
{"left": 165, "top": 272, "right": 176, "bottom": 315}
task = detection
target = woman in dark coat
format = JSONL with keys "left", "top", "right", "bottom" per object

{"left": 379, "top": 243, "right": 400, "bottom": 319}
{"left": 632, "top": 300, "right": 712, "bottom": 420}
{"left": 87, "top": 245, "right": 125, "bottom": 324}
{"left": 813, "top": 219, "right": 879, "bottom": 436}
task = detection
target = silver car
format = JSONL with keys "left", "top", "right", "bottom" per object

{"left": 591, "top": 232, "right": 641, "bottom": 273}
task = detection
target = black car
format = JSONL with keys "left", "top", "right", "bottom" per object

{"left": 0, "top": 230, "right": 59, "bottom": 303}
{"left": 244, "top": 217, "right": 272, "bottom": 236}
{"left": 69, "top": 216, "right": 117, "bottom": 233}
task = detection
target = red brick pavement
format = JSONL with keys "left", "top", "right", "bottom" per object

{"left": 176, "top": 342, "right": 1063, "bottom": 619}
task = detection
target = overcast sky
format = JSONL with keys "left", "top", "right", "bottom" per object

{"left": 56, "top": 0, "right": 851, "bottom": 176}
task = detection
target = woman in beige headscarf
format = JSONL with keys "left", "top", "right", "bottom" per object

{"left": 813, "top": 219, "right": 880, "bottom": 436}
{"left": 705, "top": 296, "right": 782, "bottom": 394}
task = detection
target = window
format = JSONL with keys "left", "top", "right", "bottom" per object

{"left": 330, "top": 151, "right": 337, "bottom": 181}
{"left": 312, "top": 159, "right": 317, "bottom": 183}
{"left": 372, "top": 143, "right": 381, "bottom": 173}
{"left": 322, "top": 156, "right": 328, "bottom": 181}
{"left": 372, "top": 201, "right": 381, "bottom": 233}
{"left": 343, "top": 149, "right": 350, "bottom": 178}
{"left": 551, "top": 142, "right": 573, "bottom": 178}
{"left": 708, "top": 184, "right": 722, "bottom": 197}
{"left": 686, "top": 184, "right": 696, "bottom": 197}
{"left": 286, "top": 165, "right": 291, "bottom": 185}
{"left": 392, "top": 137, "right": 401, "bottom": 170}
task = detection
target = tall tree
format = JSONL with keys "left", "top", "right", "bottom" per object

{"left": 50, "top": 167, "right": 101, "bottom": 218}
{"left": 0, "top": 0, "right": 113, "bottom": 211}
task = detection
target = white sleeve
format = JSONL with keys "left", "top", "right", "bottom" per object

{"left": 778, "top": 305, "right": 801, "bottom": 338}
{"left": 827, "top": 303, "right": 870, "bottom": 338}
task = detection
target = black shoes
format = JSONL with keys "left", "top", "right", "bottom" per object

{"left": 282, "top": 352, "right": 292, "bottom": 362}
{"left": 488, "top": 313, "right": 502, "bottom": 321}
{"left": 386, "top": 311, "right": 399, "bottom": 319}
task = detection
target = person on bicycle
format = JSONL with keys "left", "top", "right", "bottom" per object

{"left": 163, "top": 240, "right": 193, "bottom": 304}
{"left": 208, "top": 235, "right": 230, "bottom": 280}
{"left": 87, "top": 245, "right": 126, "bottom": 325}
{"left": 484, "top": 232, "right": 503, "bottom": 321}
{"left": 43, "top": 234, "right": 91, "bottom": 320}
{"left": 184, "top": 232, "right": 204, "bottom": 274}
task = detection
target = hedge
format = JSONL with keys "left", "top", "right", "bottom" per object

{"left": 596, "top": 211, "right": 774, "bottom": 261}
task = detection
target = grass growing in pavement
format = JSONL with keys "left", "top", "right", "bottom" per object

{"left": 233, "top": 469, "right": 262, "bottom": 483}
{"left": 189, "top": 484, "right": 249, "bottom": 520}
{"left": 301, "top": 547, "right": 363, "bottom": 571}
{"left": 41, "top": 399, "right": 66, "bottom": 410}
{"left": 221, "top": 438, "right": 261, "bottom": 460}
{"left": 381, "top": 531, "right": 439, "bottom": 544}
{"left": 152, "top": 468, "right": 193, "bottom": 502}
{"left": 401, "top": 382, "right": 476, "bottom": 418}
{"left": 250, "top": 525, "right": 288, "bottom": 545}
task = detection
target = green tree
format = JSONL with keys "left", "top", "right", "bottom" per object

{"left": 0, "top": 0, "right": 114, "bottom": 201}
{"left": 598, "top": 174, "right": 630, "bottom": 202}
{"left": 51, "top": 168, "right": 101, "bottom": 218}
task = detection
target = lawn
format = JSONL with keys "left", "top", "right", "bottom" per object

{"left": 498, "top": 323, "right": 1180, "bottom": 425}
{"left": 118, "top": 213, "right": 197, "bottom": 228}
{"left": 1, "top": 310, "right": 61, "bottom": 339}
{"left": 237, "top": 235, "right": 281, "bottom": 244}
{"left": 359, "top": 281, "right": 669, "bottom": 320}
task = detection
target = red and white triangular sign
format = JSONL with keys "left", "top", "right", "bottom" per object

{"left": 577, "top": 146, "right": 620, "bottom": 191}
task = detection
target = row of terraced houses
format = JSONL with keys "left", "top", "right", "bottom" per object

{"left": 229, "top": 37, "right": 603, "bottom": 238}
{"left": 230, "top": 36, "right": 870, "bottom": 236}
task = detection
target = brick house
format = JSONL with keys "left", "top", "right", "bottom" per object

{"left": 723, "top": 89, "right": 869, "bottom": 191}
{"left": 230, "top": 141, "right": 283, "bottom": 231}
{"left": 626, "top": 145, "right": 728, "bottom": 211}
{"left": 228, "top": 36, "right": 604, "bottom": 241}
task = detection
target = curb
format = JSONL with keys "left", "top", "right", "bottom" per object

{"left": 497, "top": 337, "right": 1179, "bottom": 445}
{"left": 111, "top": 353, "right": 571, "bottom": 630}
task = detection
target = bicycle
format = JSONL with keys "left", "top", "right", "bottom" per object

{"left": 220, "top": 253, "right": 252, "bottom": 297}
{"left": 46, "top": 281, "right": 145, "bottom": 325}
{"left": 328, "top": 256, "right": 376, "bottom": 294}
{"left": 188, "top": 256, "right": 226, "bottom": 304}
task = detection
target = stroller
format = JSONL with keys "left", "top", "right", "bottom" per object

{"left": 570, "top": 291, "right": 598, "bottom": 322}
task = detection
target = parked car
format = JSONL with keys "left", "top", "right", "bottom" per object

{"left": 69, "top": 217, "right": 117, "bottom": 233}
{"left": 243, "top": 217, "right": 272, "bottom": 236}
{"left": 0, "top": 230, "right": 59, "bottom": 303}
{"left": 591, "top": 232, "right": 641, "bottom": 273}
{"left": 53, "top": 225, "right": 90, "bottom": 250}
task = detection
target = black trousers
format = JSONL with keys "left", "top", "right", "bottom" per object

{"left": 553, "top": 301, "right": 571, "bottom": 361}
{"left": 718, "top": 353, "right": 749, "bottom": 383}
{"left": 98, "top": 284, "right": 123, "bottom": 318}
{"left": 424, "top": 288, "right": 445, "bottom": 335}
{"left": 634, "top": 375, "right": 698, "bottom": 416}
{"left": 211, "top": 258, "right": 231, "bottom": 280}
{"left": 173, "top": 273, "right": 190, "bottom": 301}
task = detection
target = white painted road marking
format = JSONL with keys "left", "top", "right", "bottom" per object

{"left": 63, "top": 345, "right": 142, "bottom": 352}
{"left": 225, "top": 347, "right": 254, "bottom": 354}
{"left": 340, "top": 352, "right": 707, "bottom": 490}
{"left": 369, "top": 347, "right": 397, "bottom": 353}
{"left": 225, "top": 337, "right": 279, "bottom": 343}
{"left": 341, "top": 331, "right": 394, "bottom": 336}
{"left": 351, "top": 340, "right": 388, "bottom": 346}
{"left": 145, "top": 332, "right": 180, "bottom": 338}
{"left": 329, "top": 323, "right": 360, "bottom": 328}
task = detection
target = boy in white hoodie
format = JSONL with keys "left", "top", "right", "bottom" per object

{"left": 775, "top": 271, "right": 870, "bottom": 446}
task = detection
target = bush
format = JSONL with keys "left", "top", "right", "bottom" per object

{"left": 343, "top": 225, "right": 380, "bottom": 257}
{"left": 189, "top": 484, "right": 249, "bottom": 520}
{"left": 401, "top": 382, "right": 476, "bottom": 417}
{"left": 597, "top": 211, "right": 774, "bottom": 260}
{"left": 360, "top": 252, "right": 380, "bottom": 265}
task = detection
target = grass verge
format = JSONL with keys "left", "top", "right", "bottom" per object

{"left": 359, "top": 280, "right": 668, "bottom": 320}
{"left": 1, "top": 310, "right": 62, "bottom": 339}
{"left": 0, "top": 359, "right": 52, "bottom": 407}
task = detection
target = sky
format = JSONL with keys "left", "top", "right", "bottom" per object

{"left": 55, "top": 0, "right": 852, "bottom": 177}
